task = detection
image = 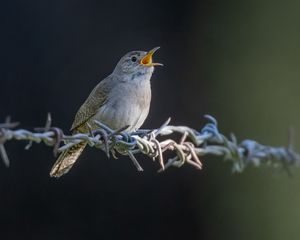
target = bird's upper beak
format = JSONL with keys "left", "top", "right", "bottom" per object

{"left": 140, "top": 47, "right": 163, "bottom": 67}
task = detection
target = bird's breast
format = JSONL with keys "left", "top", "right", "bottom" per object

{"left": 92, "top": 79, "right": 151, "bottom": 131}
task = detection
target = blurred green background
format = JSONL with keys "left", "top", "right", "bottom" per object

{"left": 189, "top": 1, "right": 300, "bottom": 239}
{"left": 1, "top": 0, "right": 300, "bottom": 239}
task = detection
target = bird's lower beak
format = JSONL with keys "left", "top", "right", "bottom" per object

{"left": 140, "top": 47, "right": 163, "bottom": 67}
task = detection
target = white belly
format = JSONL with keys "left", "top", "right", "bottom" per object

{"left": 93, "top": 99, "right": 149, "bottom": 131}
{"left": 90, "top": 81, "right": 151, "bottom": 131}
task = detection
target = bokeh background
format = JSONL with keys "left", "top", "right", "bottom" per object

{"left": 1, "top": 0, "right": 300, "bottom": 239}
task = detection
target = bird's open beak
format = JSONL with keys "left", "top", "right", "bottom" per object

{"left": 140, "top": 47, "right": 163, "bottom": 67}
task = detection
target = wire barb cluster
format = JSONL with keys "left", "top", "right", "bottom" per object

{"left": 0, "top": 114, "right": 299, "bottom": 174}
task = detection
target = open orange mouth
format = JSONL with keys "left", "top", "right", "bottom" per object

{"left": 140, "top": 47, "right": 163, "bottom": 67}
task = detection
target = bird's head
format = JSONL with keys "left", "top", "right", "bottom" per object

{"left": 114, "top": 47, "right": 163, "bottom": 75}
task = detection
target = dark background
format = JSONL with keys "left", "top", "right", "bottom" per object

{"left": 1, "top": 0, "right": 300, "bottom": 239}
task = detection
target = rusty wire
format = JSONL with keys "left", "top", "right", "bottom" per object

{"left": 0, "top": 114, "right": 299, "bottom": 174}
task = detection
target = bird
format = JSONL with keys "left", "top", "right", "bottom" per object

{"left": 50, "top": 47, "right": 162, "bottom": 177}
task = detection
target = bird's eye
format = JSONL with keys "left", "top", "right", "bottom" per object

{"left": 131, "top": 56, "right": 137, "bottom": 62}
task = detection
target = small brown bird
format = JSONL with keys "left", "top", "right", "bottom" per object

{"left": 50, "top": 47, "right": 162, "bottom": 177}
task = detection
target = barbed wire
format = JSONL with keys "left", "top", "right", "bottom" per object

{"left": 0, "top": 114, "right": 299, "bottom": 174}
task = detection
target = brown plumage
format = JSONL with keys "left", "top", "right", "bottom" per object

{"left": 50, "top": 141, "right": 87, "bottom": 177}
{"left": 50, "top": 81, "right": 108, "bottom": 177}
{"left": 49, "top": 47, "right": 161, "bottom": 177}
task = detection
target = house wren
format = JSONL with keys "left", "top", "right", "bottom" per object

{"left": 50, "top": 47, "right": 162, "bottom": 177}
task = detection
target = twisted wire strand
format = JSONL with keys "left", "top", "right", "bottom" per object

{"left": 0, "top": 114, "right": 299, "bottom": 174}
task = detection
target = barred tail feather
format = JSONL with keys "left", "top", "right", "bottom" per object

{"left": 50, "top": 142, "right": 87, "bottom": 178}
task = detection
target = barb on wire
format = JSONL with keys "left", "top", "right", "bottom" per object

{"left": 0, "top": 114, "right": 299, "bottom": 175}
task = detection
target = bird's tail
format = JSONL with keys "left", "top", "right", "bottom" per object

{"left": 50, "top": 141, "right": 87, "bottom": 178}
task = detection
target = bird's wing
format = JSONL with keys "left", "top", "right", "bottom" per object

{"left": 70, "top": 78, "right": 110, "bottom": 132}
